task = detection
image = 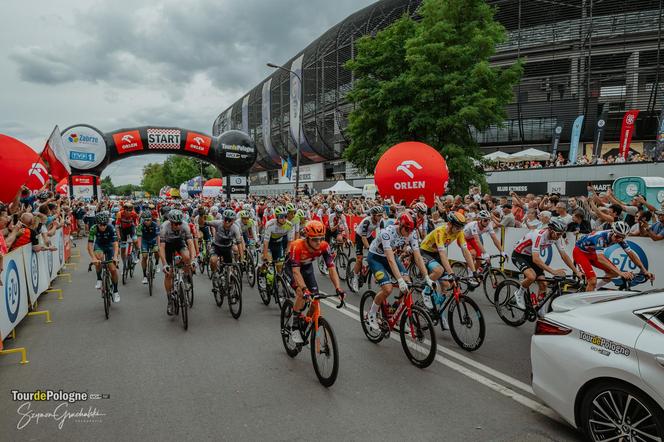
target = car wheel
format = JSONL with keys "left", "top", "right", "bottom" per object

{"left": 579, "top": 380, "right": 664, "bottom": 441}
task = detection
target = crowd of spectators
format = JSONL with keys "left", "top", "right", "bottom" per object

{"left": 484, "top": 149, "right": 664, "bottom": 171}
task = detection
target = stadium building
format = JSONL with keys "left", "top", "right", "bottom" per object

{"left": 213, "top": 0, "right": 664, "bottom": 191}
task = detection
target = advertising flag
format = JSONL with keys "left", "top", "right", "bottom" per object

{"left": 42, "top": 125, "right": 72, "bottom": 181}
{"left": 286, "top": 156, "right": 293, "bottom": 180}
{"left": 568, "top": 115, "right": 584, "bottom": 165}
{"left": 592, "top": 111, "right": 608, "bottom": 162}
{"left": 551, "top": 124, "right": 563, "bottom": 158}
{"left": 618, "top": 109, "right": 640, "bottom": 159}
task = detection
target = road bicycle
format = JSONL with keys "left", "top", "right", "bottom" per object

{"left": 99, "top": 260, "right": 115, "bottom": 320}
{"left": 242, "top": 242, "right": 258, "bottom": 288}
{"left": 494, "top": 274, "right": 583, "bottom": 327}
{"left": 450, "top": 255, "right": 507, "bottom": 304}
{"left": 258, "top": 259, "right": 291, "bottom": 308}
{"left": 317, "top": 239, "right": 349, "bottom": 281}
{"left": 197, "top": 238, "right": 212, "bottom": 279}
{"left": 120, "top": 240, "right": 137, "bottom": 285}
{"left": 360, "top": 283, "right": 437, "bottom": 368}
{"left": 141, "top": 248, "right": 158, "bottom": 297}
{"left": 345, "top": 256, "right": 373, "bottom": 294}
{"left": 168, "top": 255, "right": 192, "bottom": 330}
{"left": 280, "top": 290, "right": 345, "bottom": 387}
{"left": 417, "top": 276, "right": 485, "bottom": 351}
{"left": 211, "top": 261, "right": 242, "bottom": 319}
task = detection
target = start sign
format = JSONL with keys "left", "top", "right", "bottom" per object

{"left": 374, "top": 142, "right": 449, "bottom": 206}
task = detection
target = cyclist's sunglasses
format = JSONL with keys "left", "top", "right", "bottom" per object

{"left": 309, "top": 236, "right": 324, "bottom": 243}
{"left": 224, "top": 217, "right": 234, "bottom": 222}
{"left": 276, "top": 214, "right": 287, "bottom": 219}
{"left": 171, "top": 221, "right": 182, "bottom": 226}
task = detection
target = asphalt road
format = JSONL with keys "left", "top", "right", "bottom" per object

{"left": 0, "top": 238, "right": 582, "bottom": 441}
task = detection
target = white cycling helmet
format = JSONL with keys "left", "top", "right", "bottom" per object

{"left": 611, "top": 221, "right": 630, "bottom": 236}
{"left": 477, "top": 210, "right": 491, "bottom": 220}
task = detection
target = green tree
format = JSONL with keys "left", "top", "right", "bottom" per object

{"left": 101, "top": 176, "right": 115, "bottom": 196}
{"left": 115, "top": 184, "right": 142, "bottom": 196}
{"left": 141, "top": 163, "right": 167, "bottom": 196}
{"left": 343, "top": 0, "right": 522, "bottom": 194}
{"left": 162, "top": 156, "right": 199, "bottom": 187}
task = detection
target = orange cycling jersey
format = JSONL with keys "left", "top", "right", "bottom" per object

{"left": 116, "top": 210, "right": 139, "bottom": 229}
{"left": 288, "top": 239, "right": 335, "bottom": 268}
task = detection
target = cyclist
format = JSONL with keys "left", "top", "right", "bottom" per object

{"left": 350, "top": 206, "right": 384, "bottom": 292}
{"left": 326, "top": 204, "right": 348, "bottom": 247}
{"left": 206, "top": 209, "right": 244, "bottom": 277}
{"left": 261, "top": 206, "right": 293, "bottom": 265}
{"left": 419, "top": 212, "right": 476, "bottom": 309}
{"left": 88, "top": 211, "right": 120, "bottom": 302}
{"left": 365, "top": 212, "right": 432, "bottom": 331}
{"left": 463, "top": 210, "right": 507, "bottom": 272}
{"left": 291, "top": 208, "right": 307, "bottom": 240}
{"left": 511, "top": 219, "right": 580, "bottom": 309}
{"left": 159, "top": 209, "right": 196, "bottom": 316}
{"left": 137, "top": 210, "right": 160, "bottom": 284}
{"left": 235, "top": 210, "right": 258, "bottom": 247}
{"left": 116, "top": 201, "right": 140, "bottom": 265}
{"left": 285, "top": 220, "right": 345, "bottom": 344}
{"left": 413, "top": 202, "right": 429, "bottom": 239}
{"left": 573, "top": 221, "right": 654, "bottom": 291}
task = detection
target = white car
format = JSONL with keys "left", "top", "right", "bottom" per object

{"left": 531, "top": 289, "right": 664, "bottom": 440}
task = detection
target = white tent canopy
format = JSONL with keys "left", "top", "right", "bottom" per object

{"left": 507, "top": 148, "right": 551, "bottom": 162}
{"left": 483, "top": 150, "right": 512, "bottom": 161}
{"left": 321, "top": 180, "right": 362, "bottom": 195}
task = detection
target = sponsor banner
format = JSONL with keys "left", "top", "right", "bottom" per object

{"left": 568, "top": 115, "right": 584, "bottom": 164}
{"left": 489, "top": 180, "right": 613, "bottom": 196}
{"left": 242, "top": 95, "right": 249, "bottom": 133}
{"left": 551, "top": 125, "right": 563, "bottom": 158}
{"left": 184, "top": 132, "right": 211, "bottom": 156}
{"left": 289, "top": 54, "right": 324, "bottom": 162}
{"left": 261, "top": 79, "right": 281, "bottom": 165}
{"left": 0, "top": 248, "right": 30, "bottom": 340}
{"left": 147, "top": 128, "right": 181, "bottom": 150}
{"left": 547, "top": 182, "right": 566, "bottom": 195}
{"left": 23, "top": 247, "right": 49, "bottom": 305}
{"left": 593, "top": 112, "right": 608, "bottom": 161}
{"left": 277, "top": 163, "right": 324, "bottom": 184}
{"left": 113, "top": 130, "right": 143, "bottom": 154}
{"left": 618, "top": 109, "right": 640, "bottom": 159}
{"left": 61, "top": 125, "right": 107, "bottom": 170}
{"left": 219, "top": 142, "right": 255, "bottom": 162}
{"left": 489, "top": 182, "right": 547, "bottom": 195}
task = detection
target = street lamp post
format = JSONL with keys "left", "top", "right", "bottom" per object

{"left": 267, "top": 62, "right": 302, "bottom": 197}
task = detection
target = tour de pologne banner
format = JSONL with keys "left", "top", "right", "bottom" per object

{"left": 568, "top": 115, "right": 584, "bottom": 164}
{"left": 618, "top": 109, "right": 640, "bottom": 159}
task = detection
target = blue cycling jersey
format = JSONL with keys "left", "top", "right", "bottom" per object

{"left": 575, "top": 230, "right": 631, "bottom": 254}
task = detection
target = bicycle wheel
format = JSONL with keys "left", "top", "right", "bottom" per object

{"left": 346, "top": 258, "right": 359, "bottom": 293}
{"left": 277, "top": 275, "right": 292, "bottom": 304}
{"left": 359, "top": 290, "right": 384, "bottom": 344}
{"left": 318, "top": 256, "right": 327, "bottom": 276}
{"left": 311, "top": 316, "right": 339, "bottom": 387}
{"left": 493, "top": 279, "right": 527, "bottom": 327}
{"left": 448, "top": 295, "right": 485, "bottom": 351}
{"left": 147, "top": 258, "right": 154, "bottom": 297}
{"left": 399, "top": 305, "right": 437, "bottom": 368}
{"left": 232, "top": 264, "right": 243, "bottom": 294}
{"left": 409, "top": 261, "right": 423, "bottom": 283}
{"left": 186, "top": 273, "right": 194, "bottom": 308}
{"left": 482, "top": 269, "right": 506, "bottom": 305}
{"left": 212, "top": 272, "right": 223, "bottom": 307}
{"left": 178, "top": 282, "right": 188, "bottom": 330}
{"left": 228, "top": 274, "right": 242, "bottom": 319}
{"left": 246, "top": 253, "right": 256, "bottom": 288}
{"left": 122, "top": 258, "right": 128, "bottom": 285}
{"left": 257, "top": 271, "right": 270, "bottom": 305}
{"left": 103, "top": 273, "right": 111, "bottom": 319}
{"left": 335, "top": 252, "right": 348, "bottom": 281}
{"left": 280, "top": 300, "right": 301, "bottom": 357}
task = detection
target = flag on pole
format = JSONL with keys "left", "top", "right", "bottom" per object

{"left": 286, "top": 156, "right": 293, "bottom": 180}
{"left": 42, "top": 125, "right": 71, "bottom": 181}
{"left": 618, "top": 109, "right": 640, "bottom": 159}
{"left": 568, "top": 115, "right": 584, "bottom": 165}
{"left": 281, "top": 157, "right": 288, "bottom": 177}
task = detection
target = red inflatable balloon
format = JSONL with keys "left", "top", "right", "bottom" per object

{"left": 374, "top": 142, "right": 449, "bottom": 206}
{"left": 0, "top": 134, "right": 50, "bottom": 204}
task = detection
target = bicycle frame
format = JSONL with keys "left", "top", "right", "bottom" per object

{"left": 382, "top": 290, "right": 414, "bottom": 331}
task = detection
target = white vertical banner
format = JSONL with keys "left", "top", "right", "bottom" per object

{"left": 261, "top": 79, "right": 281, "bottom": 165}
{"left": 224, "top": 108, "right": 233, "bottom": 131}
{"left": 241, "top": 95, "right": 249, "bottom": 133}
{"left": 289, "top": 55, "right": 302, "bottom": 150}
{"left": 0, "top": 248, "right": 29, "bottom": 340}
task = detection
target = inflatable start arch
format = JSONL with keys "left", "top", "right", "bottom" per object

{"left": 61, "top": 124, "right": 256, "bottom": 178}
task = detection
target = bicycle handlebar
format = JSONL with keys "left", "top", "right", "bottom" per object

{"left": 304, "top": 290, "right": 346, "bottom": 309}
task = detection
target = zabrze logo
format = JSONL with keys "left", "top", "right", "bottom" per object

{"left": 30, "top": 252, "right": 39, "bottom": 294}
{"left": 5, "top": 260, "right": 20, "bottom": 323}
{"left": 605, "top": 241, "right": 648, "bottom": 286}
{"left": 113, "top": 130, "right": 143, "bottom": 154}
{"left": 184, "top": 132, "right": 211, "bottom": 156}
{"left": 68, "top": 133, "right": 79, "bottom": 143}
{"left": 395, "top": 160, "right": 423, "bottom": 179}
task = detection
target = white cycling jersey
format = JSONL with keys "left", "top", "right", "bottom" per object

{"left": 262, "top": 218, "right": 294, "bottom": 243}
{"left": 368, "top": 224, "right": 419, "bottom": 257}
{"left": 328, "top": 213, "right": 348, "bottom": 232}
{"left": 513, "top": 228, "right": 563, "bottom": 256}
{"left": 463, "top": 220, "right": 497, "bottom": 239}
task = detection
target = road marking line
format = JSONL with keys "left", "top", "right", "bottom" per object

{"left": 321, "top": 299, "right": 562, "bottom": 423}
{"left": 338, "top": 299, "right": 534, "bottom": 395}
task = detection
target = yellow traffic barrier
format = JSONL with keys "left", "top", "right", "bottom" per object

{"left": 45, "top": 288, "right": 64, "bottom": 300}
{"left": 27, "top": 310, "right": 52, "bottom": 324}
{"left": 0, "top": 347, "right": 29, "bottom": 364}
{"left": 64, "top": 263, "right": 77, "bottom": 270}
{"left": 57, "top": 272, "right": 72, "bottom": 283}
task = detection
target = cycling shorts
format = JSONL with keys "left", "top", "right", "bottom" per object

{"left": 421, "top": 250, "right": 445, "bottom": 273}
{"left": 355, "top": 237, "right": 373, "bottom": 257}
{"left": 284, "top": 263, "right": 318, "bottom": 293}
{"left": 466, "top": 237, "right": 483, "bottom": 256}
{"left": 119, "top": 225, "right": 137, "bottom": 243}
{"left": 572, "top": 247, "right": 611, "bottom": 279}
{"left": 199, "top": 225, "right": 211, "bottom": 242}
{"left": 511, "top": 251, "right": 544, "bottom": 277}
{"left": 211, "top": 243, "right": 234, "bottom": 264}
{"left": 140, "top": 239, "right": 158, "bottom": 253}
{"left": 268, "top": 237, "right": 288, "bottom": 262}
{"left": 94, "top": 244, "right": 114, "bottom": 261}
{"left": 367, "top": 251, "right": 407, "bottom": 286}
{"left": 164, "top": 238, "right": 187, "bottom": 265}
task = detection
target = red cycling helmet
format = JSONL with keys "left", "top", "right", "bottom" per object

{"left": 398, "top": 213, "right": 415, "bottom": 231}
{"left": 304, "top": 220, "right": 326, "bottom": 238}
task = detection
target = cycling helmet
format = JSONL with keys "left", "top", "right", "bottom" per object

{"left": 414, "top": 202, "right": 428, "bottom": 214}
{"left": 286, "top": 203, "right": 296, "bottom": 212}
{"left": 274, "top": 206, "right": 287, "bottom": 216}
{"left": 398, "top": 213, "right": 415, "bottom": 231}
{"left": 124, "top": 201, "right": 133, "bottom": 208}
{"left": 611, "top": 220, "right": 630, "bottom": 236}
{"left": 141, "top": 210, "right": 153, "bottom": 221}
{"left": 295, "top": 209, "right": 305, "bottom": 219}
{"left": 548, "top": 218, "right": 566, "bottom": 233}
{"left": 243, "top": 203, "right": 252, "bottom": 211}
{"left": 304, "top": 220, "right": 326, "bottom": 238}
{"left": 335, "top": 204, "right": 344, "bottom": 213}
{"left": 238, "top": 210, "right": 249, "bottom": 218}
{"left": 447, "top": 212, "right": 467, "bottom": 228}
{"left": 111, "top": 206, "right": 120, "bottom": 215}
{"left": 370, "top": 206, "right": 384, "bottom": 215}
{"left": 96, "top": 211, "right": 110, "bottom": 225}
{"left": 477, "top": 210, "right": 491, "bottom": 220}
{"left": 168, "top": 209, "right": 184, "bottom": 223}
{"left": 223, "top": 209, "right": 236, "bottom": 220}
{"left": 37, "top": 191, "right": 50, "bottom": 200}
{"left": 197, "top": 207, "right": 207, "bottom": 216}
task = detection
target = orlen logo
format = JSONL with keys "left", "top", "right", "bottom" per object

{"left": 184, "top": 132, "right": 211, "bottom": 156}
{"left": 113, "top": 130, "right": 143, "bottom": 154}
{"left": 395, "top": 160, "right": 424, "bottom": 190}
{"left": 605, "top": 241, "right": 648, "bottom": 286}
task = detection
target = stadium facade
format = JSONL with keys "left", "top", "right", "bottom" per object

{"left": 213, "top": 0, "right": 664, "bottom": 185}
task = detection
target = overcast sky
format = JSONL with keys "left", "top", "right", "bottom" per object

{"left": 1, "top": 0, "right": 376, "bottom": 185}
